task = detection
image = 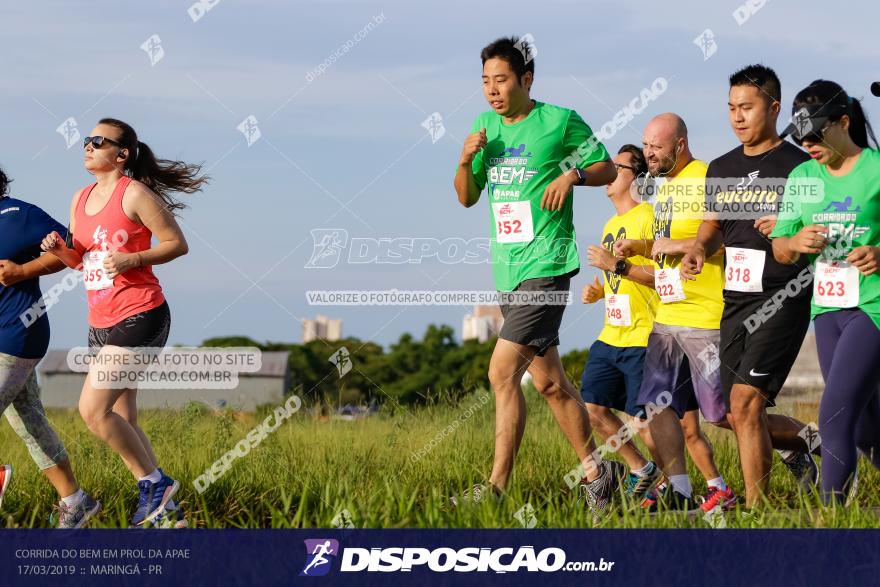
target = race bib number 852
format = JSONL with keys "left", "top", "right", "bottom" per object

{"left": 492, "top": 201, "right": 534, "bottom": 244}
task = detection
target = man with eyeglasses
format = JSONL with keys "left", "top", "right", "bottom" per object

{"left": 579, "top": 145, "right": 665, "bottom": 503}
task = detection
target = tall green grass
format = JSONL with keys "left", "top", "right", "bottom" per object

{"left": 1, "top": 390, "right": 877, "bottom": 528}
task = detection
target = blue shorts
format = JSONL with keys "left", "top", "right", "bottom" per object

{"left": 580, "top": 340, "right": 648, "bottom": 417}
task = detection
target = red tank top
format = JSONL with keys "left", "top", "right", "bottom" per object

{"left": 73, "top": 176, "right": 165, "bottom": 328}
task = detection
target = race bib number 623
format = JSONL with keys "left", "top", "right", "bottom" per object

{"left": 814, "top": 259, "right": 859, "bottom": 308}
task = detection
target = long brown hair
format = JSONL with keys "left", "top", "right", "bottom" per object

{"left": 98, "top": 117, "right": 210, "bottom": 212}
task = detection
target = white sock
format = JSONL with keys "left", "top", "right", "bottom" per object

{"left": 61, "top": 488, "right": 85, "bottom": 508}
{"left": 139, "top": 469, "right": 162, "bottom": 484}
{"left": 707, "top": 476, "right": 727, "bottom": 491}
{"left": 632, "top": 462, "right": 653, "bottom": 477}
{"left": 669, "top": 474, "right": 692, "bottom": 497}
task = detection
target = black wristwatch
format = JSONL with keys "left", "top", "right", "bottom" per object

{"left": 613, "top": 259, "right": 628, "bottom": 276}
{"left": 571, "top": 167, "right": 587, "bottom": 185}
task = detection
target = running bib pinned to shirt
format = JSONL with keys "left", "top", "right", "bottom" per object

{"left": 605, "top": 293, "right": 632, "bottom": 326}
{"left": 814, "top": 259, "right": 859, "bottom": 308}
{"left": 655, "top": 268, "right": 686, "bottom": 303}
{"left": 492, "top": 201, "right": 534, "bottom": 244}
{"left": 83, "top": 251, "right": 113, "bottom": 291}
{"left": 725, "top": 247, "right": 765, "bottom": 293}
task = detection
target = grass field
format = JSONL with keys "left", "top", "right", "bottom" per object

{"left": 2, "top": 389, "right": 879, "bottom": 529}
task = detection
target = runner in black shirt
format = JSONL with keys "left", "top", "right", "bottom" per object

{"left": 681, "top": 65, "right": 819, "bottom": 509}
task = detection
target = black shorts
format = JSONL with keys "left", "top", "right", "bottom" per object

{"left": 88, "top": 301, "right": 171, "bottom": 351}
{"left": 720, "top": 294, "right": 811, "bottom": 406}
{"left": 498, "top": 271, "right": 576, "bottom": 357}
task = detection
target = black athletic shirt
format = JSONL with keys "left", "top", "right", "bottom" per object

{"left": 705, "top": 141, "right": 811, "bottom": 303}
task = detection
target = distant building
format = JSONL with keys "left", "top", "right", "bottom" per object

{"left": 37, "top": 350, "right": 291, "bottom": 412}
{"left": 462, "top": 305, "right": 504, "bottom": 343}
{"left": 302, "top": 315, "right": 343, "bottom": 343}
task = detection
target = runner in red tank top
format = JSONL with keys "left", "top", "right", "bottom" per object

{"left": 41, "top": 118, "right": 208, "bottom": 528}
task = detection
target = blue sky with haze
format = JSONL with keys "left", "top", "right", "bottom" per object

{"left": 1, "top": 0, "right": 878, "bottom": 355}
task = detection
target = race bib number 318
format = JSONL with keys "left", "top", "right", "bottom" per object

{"left": 725, "top": 247, "right": 765, "bottom": 293}
{"left": 492, "top": 201, "right": 534, "bottom": 244}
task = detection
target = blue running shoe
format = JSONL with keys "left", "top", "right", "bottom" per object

{"left": 130, "top": 480, "right": 154, "bottom": 527}
{"left": 141, "top": 472, "right": 179, "bottom": 526}
{"left": 624, "top": 462, "right": 662, "bottom": 500}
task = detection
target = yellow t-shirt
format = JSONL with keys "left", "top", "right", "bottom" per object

{"left": 597, "top": 203, "right": 658, "bottom": 348}
{"left": 652, "top": 159, "right": 724, "bottom": 329}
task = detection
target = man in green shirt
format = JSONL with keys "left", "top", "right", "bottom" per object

{"left": 453, "top": 36, "right": 617, "bottom": 515}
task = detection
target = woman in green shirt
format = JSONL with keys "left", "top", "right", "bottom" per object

{"left": 771, "top": 79, "right": 880, "bottom": 504}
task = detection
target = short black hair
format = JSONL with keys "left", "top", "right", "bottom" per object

{"left": 0, "top": 166, "right": 10, "bottom": 199}
{"left": 729, "top": 64, "right": 781, "bottom": 104}
{"left": 617, "top": 144, "right": 648, "bottom": 176}
{"left": 480, "top": 36, "right": 535, "bottom": 83}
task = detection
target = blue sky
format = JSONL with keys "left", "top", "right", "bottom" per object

{"left": 1, "top": 0, "right": 878, "bottom": 355}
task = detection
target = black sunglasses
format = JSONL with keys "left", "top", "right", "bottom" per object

{"left": 83, "top": 136, "right": 123, "bottom": 149}
{"left": 614, "top": 163, "right": 637, "bottom": 173}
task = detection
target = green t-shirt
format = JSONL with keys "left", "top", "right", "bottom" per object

{"left": 772, "top": 148, "right": 880, "bottom": 329}
{"left": 469, "top": 101, "right": 609, "bottom": 291}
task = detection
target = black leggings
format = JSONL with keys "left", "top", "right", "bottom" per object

{"left": 815, "top": 309, "right": 880, "bottom": 503}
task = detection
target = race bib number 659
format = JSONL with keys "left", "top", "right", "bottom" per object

{"left": 492, "top": 201, "right": 534, "bottom": 244}
{"left": 83, "top": 251, "right": 113, "bottom": 291}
